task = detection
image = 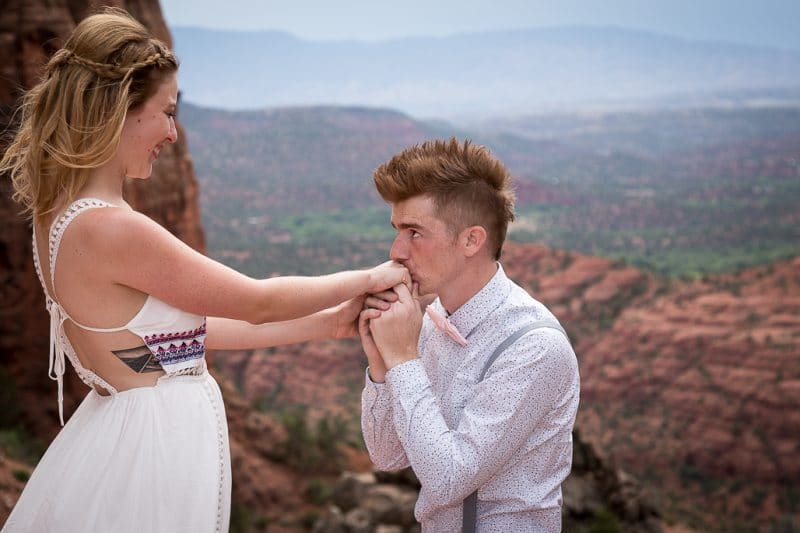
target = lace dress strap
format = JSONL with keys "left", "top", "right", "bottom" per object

{"left": 49, "top": 198, "right": 115, "bottom": 301}
{"left": 34, "top": 198, "right": 120, "bottom": 425}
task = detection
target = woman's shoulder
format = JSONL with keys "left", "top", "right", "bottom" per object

{"left": 60, "top": 204, "right": 165, "bottom": 251}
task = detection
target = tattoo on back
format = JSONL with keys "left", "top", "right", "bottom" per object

{"left": 112, "top": 346, "right": 162, "bottom": 373}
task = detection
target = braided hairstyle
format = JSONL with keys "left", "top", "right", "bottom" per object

{"left": 1, "top": 7, "right": 179, "bottom": 221}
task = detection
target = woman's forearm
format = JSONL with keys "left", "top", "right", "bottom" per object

{"left": 251, "top": 270, "right": 372, "bottom": 324}
{"left": 205, "top": 310, "right": 334, "bottom": 350}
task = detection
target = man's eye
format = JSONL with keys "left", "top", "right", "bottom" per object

{"left": 411, "top": 230, "right": 421, "bottom": 238}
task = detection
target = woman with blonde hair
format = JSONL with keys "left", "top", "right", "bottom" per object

{"left": 0, "top": 8, "right": 407, "bottom": 532}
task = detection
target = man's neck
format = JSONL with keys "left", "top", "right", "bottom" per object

{"left": 439, "top": 258, "right": 498, "bottom": 315}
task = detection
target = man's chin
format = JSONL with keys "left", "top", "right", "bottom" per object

{"left": 409, "top": 275, "right": 435, "bottom": 297}
{"left": 416, "top": 281, "right": 434, "bottom": 297}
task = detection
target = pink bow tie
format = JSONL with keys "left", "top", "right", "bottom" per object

{"left": 426, "top": 306, "right": 468, "bottom": 347}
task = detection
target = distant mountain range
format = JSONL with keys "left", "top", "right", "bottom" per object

{"left": 172, "top": 26, "right": 800, "bottom": 118}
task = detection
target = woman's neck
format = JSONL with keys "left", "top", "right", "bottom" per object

{"left": 79, "top": 165, "right": 127, "bottom": 205}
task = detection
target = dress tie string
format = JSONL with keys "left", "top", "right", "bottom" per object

{"left": 46, "top": 297, "right": 67, "bottom": 426}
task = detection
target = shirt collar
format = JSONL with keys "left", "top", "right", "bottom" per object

{"left": 432, "top": 263, "right": 512, "bottom": 341}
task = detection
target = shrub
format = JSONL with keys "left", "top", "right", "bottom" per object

{"left": 275, "top": 406, "right": 352, "bottom": 473}
{"left": 305, "top": 478, "right": 334, "bottom": 505}
{"left": 589, "top": 507, "right": 621, "bottom": 533}
{"left": 0, "top": 428, "right": 46, "bottom": 466}
{"left": 229, "top": 502, "right": 269, "bottom": 533}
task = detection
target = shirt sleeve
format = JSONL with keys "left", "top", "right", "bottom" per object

{"left": 384, "top": 328, "right": 579, "bottom": 508}
{"left": 361, "top": 367, "right": 410, "bottom": 471}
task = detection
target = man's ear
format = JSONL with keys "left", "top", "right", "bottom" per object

{"left": 460, "top": 225, "right": 488, "bottom": 258}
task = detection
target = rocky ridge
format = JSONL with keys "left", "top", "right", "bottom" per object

{"left": 576, "top": 257, "right": 800, "bottom": 529}
{"left": 311, "top": 428, "right": 662, "bottom": 533}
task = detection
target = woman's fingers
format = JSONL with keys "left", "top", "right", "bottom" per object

{"left": 364, "top": 290, "right": 398, "bottom": 311}
{"left": 370, "top": 261, "right": 410, "bottom": 293}
{"left": 359, "top": 308, "right": 382, "bottom": 324}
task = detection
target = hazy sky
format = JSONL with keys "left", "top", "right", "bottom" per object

{"left": 160, "top": 0, "right": 800, "bottom": 50}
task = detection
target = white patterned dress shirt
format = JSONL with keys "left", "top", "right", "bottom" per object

{"left": 362, "top": 264, "right": 580, "bottom": 532}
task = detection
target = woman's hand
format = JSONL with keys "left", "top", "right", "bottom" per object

{"left": 329, "top": 295, "right": 365, "bottom": 339}
{"left": 364, "top": 288, "right": 399, "bottom": 311}
{"left": 368, "top": 261, "right": 410, "bottom": 294}
{"left": 367, "top": 283, "right": 435, "bottom": 314}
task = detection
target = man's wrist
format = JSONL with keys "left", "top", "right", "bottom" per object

{"left": 367, "top": 366, "right": 386, "bottom": 383}
{"left": 383, "top": 351, "right": 418, "bottom": 370}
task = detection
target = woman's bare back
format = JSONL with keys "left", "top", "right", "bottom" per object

{"left": 37, "top": 202, "right": 166, "bottom": 394}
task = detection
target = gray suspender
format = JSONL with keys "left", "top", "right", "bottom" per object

{"left": 461, "top": 319, "right": 568, "bottom": 533}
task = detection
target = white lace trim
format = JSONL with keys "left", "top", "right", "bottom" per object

{"left": 202, "top": 379, "right": 226, "bottom": 532}
{"left": 33, "top": 208, "right": 120, "bottom": 426}
{"left": 167, "top": 360, "right": 208, "bottom": 377}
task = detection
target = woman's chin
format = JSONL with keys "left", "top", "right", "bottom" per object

{"left": 125, "top": 166, "right": 154, "bottom": 180}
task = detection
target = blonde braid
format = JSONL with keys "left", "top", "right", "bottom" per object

{"left": 48, "top": 49, "right": 169, "bottom": 80}
{"left": 47, "top": 48, "right": 74, "bottom": 70}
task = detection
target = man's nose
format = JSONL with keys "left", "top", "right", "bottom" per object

{"left": 389, "top": 235, "right": 407, "bottom": 262}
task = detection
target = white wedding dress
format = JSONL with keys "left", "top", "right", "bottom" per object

{"left": 2, "top": 198, "right": 231, "bottom": 533}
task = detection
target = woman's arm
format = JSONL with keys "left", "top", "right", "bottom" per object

{"left": 205, "top": 296, "right": 363, "bottom": 350}
{"left": 82, "top": 208, "right": 407, "bottom": 323}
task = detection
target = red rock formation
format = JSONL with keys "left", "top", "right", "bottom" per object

{"left": 576, "top": 257, "right": 800, "bottom": 528}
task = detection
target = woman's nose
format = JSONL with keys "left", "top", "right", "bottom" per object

{"left": 167, "top": 119, "right": 178, "bottom": 143}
